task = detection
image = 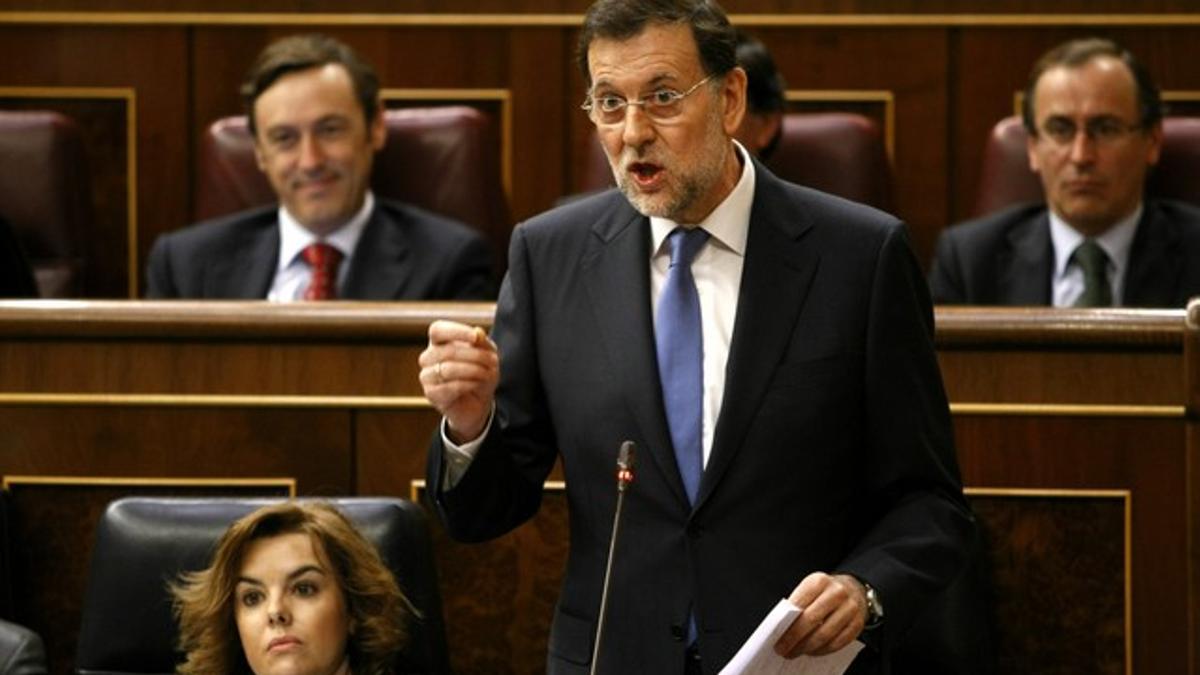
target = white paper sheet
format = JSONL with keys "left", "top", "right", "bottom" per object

{"left": 718, "top": 599, "right": 864, "bottom": 675}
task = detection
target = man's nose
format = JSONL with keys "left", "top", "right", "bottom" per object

{"left": 1067, "top": 128, "right": 1098, "bottom": 164}
{"left": 297, "top": 133, "right": 326, "bottom": 170}
{"left": 620, "top": 104, "right": 656, "bottom": 149}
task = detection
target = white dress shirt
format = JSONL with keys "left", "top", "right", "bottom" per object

{"left": 267, "top": 191, "right": 375, "bottom": 301}
{"left": 440, "top": 143, "right": 756, "bottom": 488}
{"left": 1049, "top": 205, "right": 1140, "bottom": 307}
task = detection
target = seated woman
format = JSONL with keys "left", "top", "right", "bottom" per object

{"left": 171, "top": 501, "right": 410, "bottom": 675}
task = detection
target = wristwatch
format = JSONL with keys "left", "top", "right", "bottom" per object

{"left": 861, "top": 580, "right": 884, "bottom": 629}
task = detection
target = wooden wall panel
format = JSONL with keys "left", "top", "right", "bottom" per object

{"left": 0, "top": 26, "right": 189, "bottom": 298}
{"left": 10, "top": 1, "right": 1200, "bottom": 13}
{"left": 0, "top": 303, "right": 1196, "bottom": 673}
{"left": 957, "top": 416, "right": 1186, "bottom": 675}
{"left": 5, "top": 16, "right": 1200, "bottom": 295}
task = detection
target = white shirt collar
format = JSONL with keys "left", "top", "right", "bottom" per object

{"left": 650, "top": 140, "right": 755, "bottom": 258}
{"left": 1048, "top": 203, "right": 1141, "bottom": 281}
{"left": 276, "top": 191, "right": 375, "bottom": 273}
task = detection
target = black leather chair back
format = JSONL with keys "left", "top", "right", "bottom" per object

{"left": 75, "top": 497, "right": 448, "bottom": 675}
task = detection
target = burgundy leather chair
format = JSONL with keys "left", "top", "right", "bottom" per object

{"left": 577, "top": 112, "right": 893, "bottom": 211}
{"left": 195, "top": 106, "right": 510, "bottom": 261}
{"left": 0, "top": 110, "right": 92, "bottom": 297}
{"left": 970, "top": 115, "right": 1200, "bottom": 217}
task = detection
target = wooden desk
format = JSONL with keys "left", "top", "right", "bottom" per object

{"left": 0, "top": 301, "right": 1196, "bottom": 674}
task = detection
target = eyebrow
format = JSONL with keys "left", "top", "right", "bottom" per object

{"left": 592, "top": 72, "right": 681, "bottom": 92}
{"left": 236, "top": 564, "right": 327, "bottom": 587}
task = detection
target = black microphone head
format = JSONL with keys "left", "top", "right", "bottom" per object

{"left": 616, "top": 441, "right": 636, "bottom": 488}
{"left": 617, "top": 441, "right": 635, "bottom": 470}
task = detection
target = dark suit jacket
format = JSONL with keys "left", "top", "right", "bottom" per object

{"left": 0, "top": 620, "right": 45, "bottom": 675}
{"left": 145, "top": 199, "right": 494, "bottom": 300}
{"left": 928, "top": 199, "right": 1200, "bottom": 307}
{"left": 0, "top": 216, "right": 37, "bottom": 298}
{"left": 429, "top": 164, "right": 974, "bottom": 674}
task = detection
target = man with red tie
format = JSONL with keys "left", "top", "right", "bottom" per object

{"left": 146, "top": 34, "right": 493, "bottom": 301}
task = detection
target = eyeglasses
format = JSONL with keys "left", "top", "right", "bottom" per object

{"left": 1037, "top": 116, "right": 1145, "bottom": 147}
{"left": 582, "top": 75, "right": 714, "bottom": 125}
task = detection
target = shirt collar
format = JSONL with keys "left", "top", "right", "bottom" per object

{"left": 1048, "top": 203, "right": 1141, "bottom": 280}
{"left": 277, "top": 191, "right": 375, "bottom": 272}
{"left": 650, "top": 140, "right": 755, "bottom": 258}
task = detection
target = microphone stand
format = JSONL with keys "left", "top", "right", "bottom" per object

{"left": 589, "top": 441, "right": 636, "bottom": 675}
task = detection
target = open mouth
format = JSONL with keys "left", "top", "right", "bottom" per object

{"left": 627, "top": 161, "right": 665, "bottom": 189}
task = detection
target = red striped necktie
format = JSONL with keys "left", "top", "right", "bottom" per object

{"left": 301, "top": 242, "right": 344, "bottom": 300}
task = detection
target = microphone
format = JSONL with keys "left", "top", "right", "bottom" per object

{"left": 590, "top": 441, "right": 636, "bottom": 675}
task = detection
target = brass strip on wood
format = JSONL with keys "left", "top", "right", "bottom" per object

{"left": 2, "top": 474, "right": 297, "bottom": 495}
{"left": 0, "top": 393, "right": 433, "bottom": 409}
{"left": 951, "top": 403, "right": 1185, "bottom": 417}
{"left": 5, "top": 12, "right": 1200, "bottom": 27}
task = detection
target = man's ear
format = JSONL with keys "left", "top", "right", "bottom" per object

{"left": 1026, "top": 133, "right": 1042, "bottom": 174}
{"left": 253, "top": 137, "right": 268, "bottom": 172}
{"left": 370, "top": 101, "right": 386, "bottom": 151}
{"left": 1144, "top": 121, "right": 1164, "bottom": 167}
{"left": 721, "top": 67, "right": 748, "bottom": 137}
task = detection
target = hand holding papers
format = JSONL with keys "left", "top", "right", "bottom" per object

{"left": 719, "top": 599, "right": 864, "bottom": 675}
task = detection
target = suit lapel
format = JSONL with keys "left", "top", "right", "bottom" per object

{"left": 582, "top": 199, "right": 689, "bottom": 506}
{"left": 1124, "top": 202, "right": 1181, "bottom": 306}
{"left": 998, "top": 213, "right": 1053, "bottom": 305}
{"left": 207, "top": 218, "right": 277, "bottom": 298}
{"left": 695, "top": 170, "right": 819, "bottom": 511}
{"left": 343, "top": 207, "right": 413, "bottom": 300}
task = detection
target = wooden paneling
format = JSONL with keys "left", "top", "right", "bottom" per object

{"left": 5, "top": 15, "right": 1200, "bottom": 295}
{"left": 0, "top": 26, "right": 189, "bottom": 297}
{"left": 0, "top": 301, "right": 1197, "bottom": 673}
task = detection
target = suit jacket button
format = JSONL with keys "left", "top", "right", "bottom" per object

{"left": 671, "top": 624, "right": 685, "bottom": 641}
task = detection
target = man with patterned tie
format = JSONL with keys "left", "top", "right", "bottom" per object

{"left": 930, "top": 38, "right": 1200, "bottom": 307}
{"left": 145, "top": 34, "right": 493, "bottom": 301}
{"left": 419, "top": 1, "right": 973, "bottom": 673}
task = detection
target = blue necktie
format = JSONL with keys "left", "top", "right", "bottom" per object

{"left": 656, "top": 227, "right": 709, "bottom": 506}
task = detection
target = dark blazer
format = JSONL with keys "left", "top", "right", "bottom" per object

{"left": 0, "top": 216, "right": 37, "bottom": 298}
{"left": 145, "top": 199, "right": 494, "bottom": 300}
{"left": 429, "top": 164, "right": 974, "bottom": 674}
{"left": 929, "top": 199, "right": 1200, "bottom": 307}
{"left": 0, "top": 620, "right": 46, "bottom": 675}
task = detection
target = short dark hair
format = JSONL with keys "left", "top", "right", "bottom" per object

{"left": 1022, "top": 37, "right": 1162, "bottom": 135}
{"left": 577, "top": 0, "right": 738, "bottom": 89}
{"left": 736, "top": 29, "right": 786, "bottom": 158}
{"left": 736, "top": 30, "right": 785, "bottom": 115}
{"left": 241, "top": 33, "right": 380, "bottom": 137}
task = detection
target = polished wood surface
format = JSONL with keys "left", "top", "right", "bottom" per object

{"left": 5, "top": 13, "right": 1200, "bottom": 296}
{"left": 0, "top": 301, "right": 1197, "bottom": 673}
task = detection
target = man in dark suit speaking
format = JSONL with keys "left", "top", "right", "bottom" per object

{"left": 930, "top": 38, "right": 1200, "bottom": 307}
{"left": 146, "top": 34, "right": 493, "bottom": 301}
{"left": 420, "top": 1, "right": 974, "bottom": 673}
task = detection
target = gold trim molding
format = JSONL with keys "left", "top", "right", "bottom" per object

{"left": 950, "top": 403, "right": 1185, "bottom": 417}
{"left": 0, "top": 86, "right": 139, "bottom": 297}
{"left": 0, "top": 392, "right": 432, "bottom": 409}
{"left": 2, "top": 474, "right": 297, "bottom": 495}
{"left": 5, "top": 12, "right": 1200, "bottom": 27}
